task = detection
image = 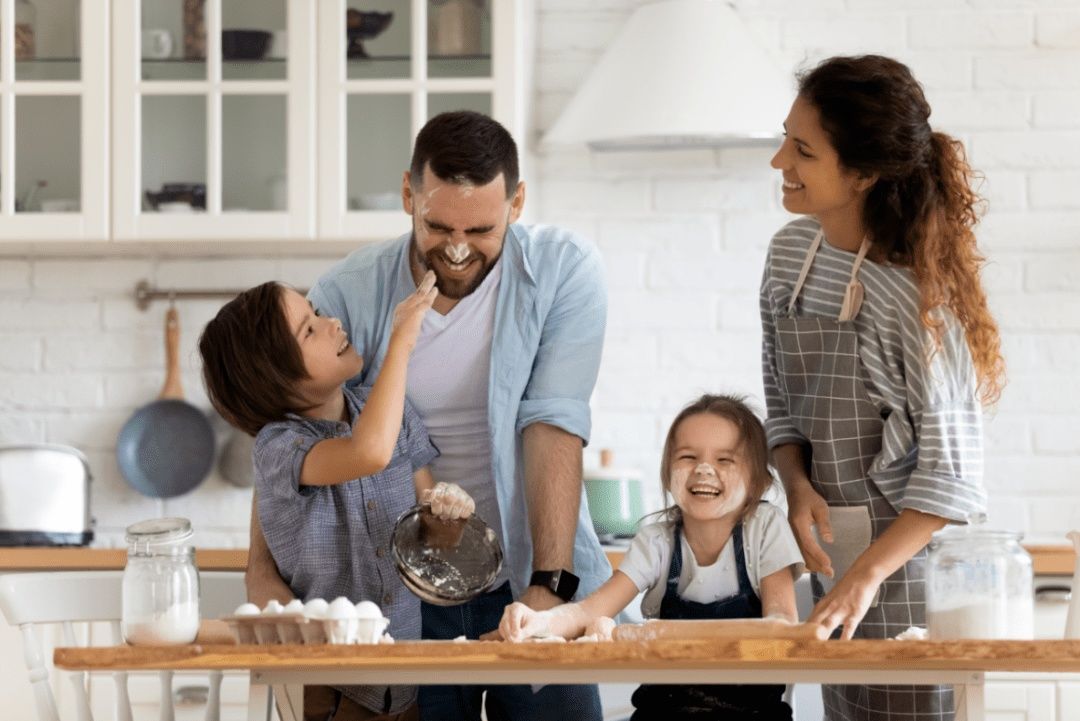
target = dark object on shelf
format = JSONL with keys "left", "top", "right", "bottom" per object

{"left": 145, "top": 183, "right": 206, "bottom": 210}
{"left": 222, "top": 29, "right": 271, "bottom": 60}
{"left": 183, "top": 0, "right": 206, "bottom": 60}
{"left": 346, "top": 9, "right": 393, "bottom": 59}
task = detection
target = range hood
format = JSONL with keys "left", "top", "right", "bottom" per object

{"left": 542, "top": 0, "right": 793, "bottom": 151}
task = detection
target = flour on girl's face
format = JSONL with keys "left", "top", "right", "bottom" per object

{"left": 669, "top": 462, "right": 748, "bottom": 520}
{"left": 666, "top": 413, "right": 752, "bottom": 522}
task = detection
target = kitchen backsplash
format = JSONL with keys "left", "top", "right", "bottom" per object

{"left": 2, "top": 0, "right": 1079, "bottom": 546}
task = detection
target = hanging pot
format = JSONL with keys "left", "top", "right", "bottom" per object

{"left": 116, "top": 308, "right": 215, "bottom": 498}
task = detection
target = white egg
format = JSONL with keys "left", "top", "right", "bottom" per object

{"left": 354, "top": 601, "right": 382, "bottom": 619}
{"left": 262, "top": 600, "right": 285, "bottom": 615}
{"left": 303, "top": 598, "right": 329, "bottom": 619}
{"left": 283, "top": 599, "right": 304, "bottom": 614}
{"left": 234, "top": 602, "right": 260, "bottom": 616}
{"left": 327, "top": 596, "right": 356, "bottom": 620}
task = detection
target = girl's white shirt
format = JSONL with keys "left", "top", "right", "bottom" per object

{"left": 617, "top": 502, "right": 805, "bottom": 619}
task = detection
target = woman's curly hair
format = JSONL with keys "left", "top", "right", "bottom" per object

{"left": 799, "top": 55, "right": 1005, "bottom": 404}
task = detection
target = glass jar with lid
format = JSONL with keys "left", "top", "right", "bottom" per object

{"left": 926, "top": 514, "right": 1033, "bottom": 640}
{"left": 121, "top": 517, "right": 200, "bottom": 645}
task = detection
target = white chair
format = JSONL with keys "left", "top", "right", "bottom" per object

{"left": 0, "top": 570, "right": 257, "bottom": 721}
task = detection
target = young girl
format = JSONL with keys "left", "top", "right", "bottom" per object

{"left": 761, "top": 55, "right": 1003, "bottom": 720}
{"left": 199, "top": 271, "right": 474, "bottom": 721}
{"left": 499, "top": 394, "right": 804, "bottom": 721}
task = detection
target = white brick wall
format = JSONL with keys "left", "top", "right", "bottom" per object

{"left": 535, "top": 0, "right": 1080, "bottom": 541}
{"left": 0, "top": 0, "right": 1077, "bottom": 547}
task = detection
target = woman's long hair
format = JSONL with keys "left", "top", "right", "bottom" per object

{"left": 799, "top": 55, "right": 1005, "bottom": 404}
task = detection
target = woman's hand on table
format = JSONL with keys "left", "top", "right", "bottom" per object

{"left": 787, "top": 481, "right": 834, "bottom": 577}
{"left": 807, "top": 567, "right": 881, "bottom": 640}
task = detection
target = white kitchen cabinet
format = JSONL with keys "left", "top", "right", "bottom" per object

{"left": 0, "top": 0, "right": 109, "bottom": 242}
{"left": 316, "top": 0, "right": 528, "bottom": 241}
{"left": 111, "top": 0, "right": 317, "bottom": 242}
{"left": 985, "top": 677, "right": 1056, "bottom": 720}
{"left": 1, "top": 0, "right": 527, "bottom": 246}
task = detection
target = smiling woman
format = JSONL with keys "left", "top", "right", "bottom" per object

{"left": 760, "top": 54, "right": 1003, "bottom": 721}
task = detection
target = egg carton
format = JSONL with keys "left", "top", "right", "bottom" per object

{"left": 221, "top": 612, "right": 391, "bottom": 645}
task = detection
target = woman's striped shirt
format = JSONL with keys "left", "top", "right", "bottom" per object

{"left": 760, "top": 216, "right": 986, "bottom": 523}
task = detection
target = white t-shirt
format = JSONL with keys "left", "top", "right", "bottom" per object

{"left": 407, "top": 260, "right": 506, "bottom": 584}
{"left": 617, "top": 502, "right": 805, "bottom": 619}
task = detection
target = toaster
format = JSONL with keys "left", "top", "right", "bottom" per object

{"left": 0, "top": 444, "right": 94, "bottom": 546}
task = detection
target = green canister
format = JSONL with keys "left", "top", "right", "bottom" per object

{"left": 583, "top": 450, "right": 645, "bottom": 539}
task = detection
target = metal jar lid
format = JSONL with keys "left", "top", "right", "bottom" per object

{"left": 391, "top": 505, "right": 503, "bottom": 607}
{"left": 125, "top": 517, "right": 194, "bottom": 548}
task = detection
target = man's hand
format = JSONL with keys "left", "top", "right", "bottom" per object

{"left": 246, "top": 495, "right": 294, "bottom": 607}
{"left": 479, "top": 585, "right": 563, "bottom": 640}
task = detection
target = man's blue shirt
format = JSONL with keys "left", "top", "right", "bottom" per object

{"left": 308, "top": 222, "right": 611, "bottom": 599}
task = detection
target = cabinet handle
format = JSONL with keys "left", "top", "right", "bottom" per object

{"left": 174, "top": 684, "right": 209, "bottom": 706}
{"left": 1035, "top": 585, "right": 1072, "bottom": 603}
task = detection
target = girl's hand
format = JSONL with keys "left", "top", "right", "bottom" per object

{"left": 787, "top": 481, "right": 834, "bottom": 577}
{"left": 583, "top": 616, "right": 616, "bottom": 640}
{"left": 391, "top": 270, "right": 438, "bottom": 349}
{"left": 807, "top": 566, "right": 881, "bottom": 640}
{"left": 423, "top": 482, "right": 475, "bottom": 520}
{"left": 499, "top": 601, "right": 551, "bottom": 642}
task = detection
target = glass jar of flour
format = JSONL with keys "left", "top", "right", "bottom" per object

{"left": 122, "top": 517, "right": 200, "bottom": 645}
{"left": 926, "top": 515, "right": 1033, "bottom": 640}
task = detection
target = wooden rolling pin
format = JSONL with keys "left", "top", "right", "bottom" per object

{"left": 612, "top": 619, "right": 829, "bottom": 642}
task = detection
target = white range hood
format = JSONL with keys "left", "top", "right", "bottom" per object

{"left": 542, "top": 0, "right": 793, "bottom": 151}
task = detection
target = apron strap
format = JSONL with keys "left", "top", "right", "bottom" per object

{"left": 786, "top": 230, "right": 824, "bottom": 316}
{"left": 838, "top": 237, "right": 871, "bottom": 322}
{"left": 786, "top": 229, "right": 871, "bottom": 322}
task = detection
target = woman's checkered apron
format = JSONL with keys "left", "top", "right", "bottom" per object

{"left": 774, "top": 230, "right": 953, "bottom": 721}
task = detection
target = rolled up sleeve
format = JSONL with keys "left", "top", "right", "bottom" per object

{"left": 514, "top": 243, "right": 607, "bottom": 444}
{"left": 897, "top": 311, "right": 986, "bottom": 522}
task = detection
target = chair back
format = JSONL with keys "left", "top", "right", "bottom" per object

{"left": 0, "top": 570, "right": 245, "bottom": 721}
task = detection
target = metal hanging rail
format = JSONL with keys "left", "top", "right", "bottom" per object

{"left": 133, "top": 280, "right": 308, "bottom": 311}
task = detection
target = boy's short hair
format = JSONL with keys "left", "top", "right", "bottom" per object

{"left": 199, "top": 282, "right": 309, "bottom": 437}
{"left": 410, "top": 110, "right": 519, "bottom": 199}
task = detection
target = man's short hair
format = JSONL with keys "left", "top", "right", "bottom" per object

{"left": 410, "top": 110, "right": 519, "bottom": 198}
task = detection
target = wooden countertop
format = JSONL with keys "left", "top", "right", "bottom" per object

{"left": 1, "top": 546, "right": 1074, "bottom": 575}
{"left": 54, "top": 638, "right": 1080, "bottom": 674}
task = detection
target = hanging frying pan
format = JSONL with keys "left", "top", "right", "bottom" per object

{"left": 116, "top": 307, "right": 215, "bottom": 498}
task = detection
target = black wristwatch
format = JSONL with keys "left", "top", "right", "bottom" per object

{"left": 529, "top": 569, "right": 580, "bottom": 602}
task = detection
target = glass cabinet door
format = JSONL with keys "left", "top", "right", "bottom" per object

{"left": 0, "top": 0, "right": 108, "bottom": 241}
{"left": 112, "top": 0, "right": 315, "bottom": 241}
{"left": 318, "top": 0, "right": 519, "bottom": 241}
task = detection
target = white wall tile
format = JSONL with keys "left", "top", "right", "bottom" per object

{"left": 0, "top": 335, "right": 43, "bottom": 371}
{"left": 1029, "top": 170, "right": 1080, "bottom": 209}
{"left": 0, "top": 260, "right": 31, "bottom": 290}
{"left": 909, "top": 12, "right": 1033, "bottom": 49}
{"left": 1033, "top": 91, "right": 1080, "bottom": 128}
{"left": 1034, "top": 11, "right": 1080, "bottom": 48}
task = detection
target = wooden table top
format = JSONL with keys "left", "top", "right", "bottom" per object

{"left": 54, "top": 639, "right": 1080, "bottom": 674}
{"left": 3, "top": 546, "right": 1075, "bottom": 575}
